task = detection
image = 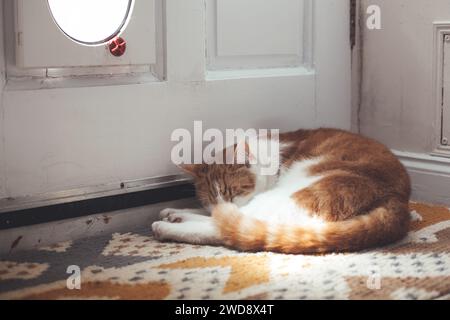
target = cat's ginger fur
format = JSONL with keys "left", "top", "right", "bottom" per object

{"left": 153, "top": 128, "right": 411, "bottom": 254}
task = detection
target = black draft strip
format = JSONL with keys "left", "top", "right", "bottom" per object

{"left": 0, "top": 184, "right": 195, "bottom": 230}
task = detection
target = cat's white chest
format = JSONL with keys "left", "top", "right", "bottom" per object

{"left": 240, "top": 158, "right": 323, "bottom": 225}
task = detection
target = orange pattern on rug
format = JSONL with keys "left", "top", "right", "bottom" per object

{"left": 0, "top": 201, "right": 449, "bottom": 300}
{"left": 157, "top": 255, "right": 270, "bottom": 294}
{"left": 22, "top": 281, "right": 170, "bottom": 300}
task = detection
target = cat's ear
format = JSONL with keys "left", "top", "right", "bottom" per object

{"left": 234, "top": 141, "right": 256, "bottom": 165}
{"left": 178, "top": 164, "right": 202, "bottom": 177}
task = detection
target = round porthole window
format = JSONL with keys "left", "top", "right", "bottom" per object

{"left": 47, "top": 0, "right": 134, "bottom": 46}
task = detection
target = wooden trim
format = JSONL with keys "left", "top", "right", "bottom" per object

{"left": 394, "top": 150, "right": 450, "bottom": 206}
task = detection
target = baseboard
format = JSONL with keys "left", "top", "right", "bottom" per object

{"left": 0, "top": 174, "right": 192, "bottom": 213}
{"left": 393, "top": 150, "right": 450, "bottom": 206}
{"left": 0, "top": 183, "right": 195, "bottom": 230}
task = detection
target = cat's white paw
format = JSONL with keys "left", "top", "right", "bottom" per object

{"left": 160, "top": 208, "right": 185, "bottom": 223}
{"left": 160, "top": 208, "right": 176, "bottom": 219}
{"left": 160, "top": 208, "right": 210, "bottom": 223}
{"left": 152, "top": 221, "right": 171, "bottom": 240}
{"left": 166, "top": 214, "right": 184, "bottom": 223}
{"left": 160, "top": 208, "right": 183, "bottom": 220}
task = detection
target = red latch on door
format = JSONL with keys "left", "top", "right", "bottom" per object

{"left": 108, "top": 37, "right": 126, "bottom": 57}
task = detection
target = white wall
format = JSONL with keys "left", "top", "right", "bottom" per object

{"left": 359, "top": 0, "right": 450, "bottom": 205}
{"left": 0, "top": 0, "right": 350, "bottom": 202}
{"left": 359, "top": 0, "right": 450, "bottom": 152}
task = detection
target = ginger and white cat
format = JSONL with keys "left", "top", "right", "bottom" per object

{"left": 152, "top": 128, "right": 411, "bottom": 254}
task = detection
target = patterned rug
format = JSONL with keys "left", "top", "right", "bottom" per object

{"left": 0, "top": 202, "right": 449, "bottom": 300}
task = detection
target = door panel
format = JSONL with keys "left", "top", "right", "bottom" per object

{"left": 1, "top": 0, "right": 351, "bottom": 204}
{"left": 207, "top": 0, "right": 309, "bottom": 70}
{"left": 216, "top": 0, "right": 302, "bottom": 57}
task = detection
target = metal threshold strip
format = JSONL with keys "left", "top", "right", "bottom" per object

{"left": 0, "top": 175, "right": 195, "bottom": 230}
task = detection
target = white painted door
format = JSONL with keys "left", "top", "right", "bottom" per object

{"left": 0, "top": 0, "right": 351, "bottom": 204}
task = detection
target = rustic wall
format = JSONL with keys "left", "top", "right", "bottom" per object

{"left": 359, "top": 0, "right": 450, "bottom": 153}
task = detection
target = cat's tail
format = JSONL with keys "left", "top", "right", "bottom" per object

{"left": 212, "top": 199, "right": 410, "bottom": 254}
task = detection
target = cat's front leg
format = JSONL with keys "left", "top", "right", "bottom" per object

{"left": 160, "top": 208, "right": 210, "bottom": 223}
{"left": 151, "top": 219, "right": 223, "bottom": 246}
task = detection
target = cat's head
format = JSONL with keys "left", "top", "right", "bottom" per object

{"left": 180, "top": 163, "right": 256, "bottom": 209}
